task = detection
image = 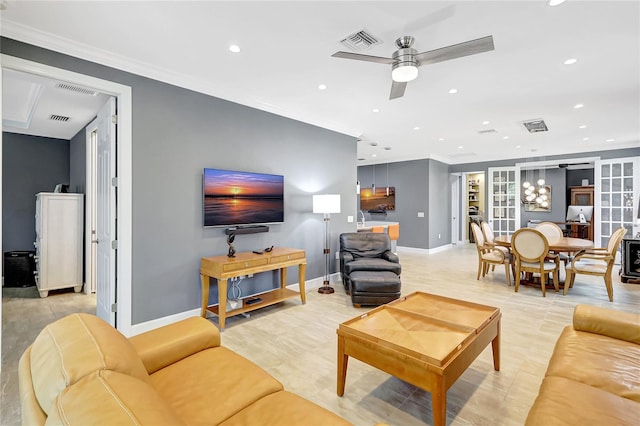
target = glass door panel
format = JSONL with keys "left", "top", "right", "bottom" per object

{"left": 488, "top": 167, "right": 520, "bottom": 236}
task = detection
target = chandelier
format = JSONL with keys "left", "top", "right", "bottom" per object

{"left": 522, "top": 177, "right": 549, "bottom": 208}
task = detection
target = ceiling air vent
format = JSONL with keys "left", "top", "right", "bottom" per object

{"left": 55, "top": 82, "right": 99, "bottom": 96}
{"left": 339, "top": 30, "right": 382, "bottom": 51}
{"left": 49, "top": 114, "right": 70, "bottom": 122}
{"left": 478, "top": 129, "right": 498, "bottom": 134}
{"left": 523, "top": 119, "right": 548, "bottom": 133}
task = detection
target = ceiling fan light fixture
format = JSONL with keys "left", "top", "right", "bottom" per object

{"left": 392, "top": 63, "right": 418, "bottom": 82}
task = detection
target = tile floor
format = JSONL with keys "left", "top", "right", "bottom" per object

{"left": 2, "top": 243, "right": 639, "bottom": 425}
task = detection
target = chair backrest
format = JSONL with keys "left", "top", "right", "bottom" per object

{"left": 511, "top": 228, "right": 549, "bottom": 262}
{"left": 339, "top": 232, "right": 391, "bottom": 258}
{"left": 370, "top": 226, "right": 385, "bottom": 233}
{"left": 535, "top": 222, "right": 564, "bottom": 243}
{"left": 470, "top": 222, "right": 485, "bottom": 249}
{"left": 480, "top": 222, "right": 496, "bottom": 244}
{"left": 606, "top": 227, "right": 627, "bottom": 255}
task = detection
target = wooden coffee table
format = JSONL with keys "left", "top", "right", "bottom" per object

{"left": 337, "top": 292, "right": 501, "bottom": 426}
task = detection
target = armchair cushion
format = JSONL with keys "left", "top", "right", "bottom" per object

{"left": 344, "top": 258, "right": 402, "bottom": 276}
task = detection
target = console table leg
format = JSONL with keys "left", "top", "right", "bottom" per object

{"left": 431, "top": 377, "right": 447, "bottom": 426}
{"left": 492, "top": 318, "right": 501, "bottom": 371}
{"left": 200, "top": 274, "right": 209, "bottom": 318}
{"left": 299, "top": 263, "right": 307, "bottom": 304}
{"left": 280, "top": 268, "right": 287, "bottom": 289}
{"left": 218, "top": 278, "right": 228, "bottom": 330}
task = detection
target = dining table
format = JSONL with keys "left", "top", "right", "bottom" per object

{"left": 493, "top": 234, "right": 594, "bottom": 289}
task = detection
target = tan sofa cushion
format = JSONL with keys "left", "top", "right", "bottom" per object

{"left": 46, "top": 370, "right": 184, "bottom": 425}
{"left": 219, "top": 391, "right": 353, "bottom": 426}
{"left": 545, "top": 326, "right": 640, "bottom": 402}
{"left": 30, "top": 313, "right": 149, "bottom": 415}
{"left": 573, "top": 304, "right": 640, "bottom": 344}
{"left": 149, "top": 346, "right": 284, "bottom": 424}
{"left": 129, "top": 316, "right": 221, "bottom": 374}
{"left": 525, "top": 376, "right": 639, "bottom": 426}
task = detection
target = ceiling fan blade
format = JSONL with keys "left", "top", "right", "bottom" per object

{"left": 389, "top": 81, "right": 407, "bottom": 100}
{"left": 331, "top": 51, "right": 396, "bottom": 65}
{"left": 415, "top": 35, "right": 494, "bottom": 66}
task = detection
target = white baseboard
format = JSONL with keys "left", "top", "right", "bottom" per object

{"left": 130, "top": 273, "right": 340, "bottom": 336}
{"left": 397, "top": 244, "right": 453, "bottom": 255}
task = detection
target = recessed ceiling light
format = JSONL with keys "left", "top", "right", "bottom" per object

{"left": 503, "top": 136, "right": 509, "bottom": 140}
{"left": 482, "top": 121, "right": 490, "bottom": 125}
{"left": 549, "top": 0, "right": 566, "bottom": 6}
{"left": 583, "top": 137, "right": 589, "bottom": 141}
{"left": 372, "top": 108, "right": 380, "bottom": 113}
{"left": 318, "top": 84, "right": 327, "bottom": 90}
{"left": 457, "top": 146, "right": 463, "bottom": 149}
{"left": 515, "top": 145, "right": 521, "bottom": 149}
{"left": 564, "top": 58, "right": 577, "bottom": 65}
{"left": 384, "top": 147, "right": 392, "bottom": 151}
{"left": 369, "top": 142, "right": 378, "bottom": 147}
{"left": 413, "top": 126, "right": 420, "bottom": 130}
{"left": 372, "top": 154, "right": 377, "bottom": 157}
{"left": 439, "top": 138, "right": 445, "bottom": 141}
{"left": 606, "top": 138, "right": 616, "bottom": 142}
{"left": 229, "top": 44, "right": 241, "bottom": 53}
{"left": 574, "top": 103, "right": 584, "bottom": 109}
{"left": 579, "top": 125, "right": 587, "bottom": 129}
{"left": 448, "top": 88, "right": 458, "bottom": 94}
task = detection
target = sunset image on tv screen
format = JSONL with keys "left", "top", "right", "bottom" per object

{"left": 203, "top": 168, "right": 284, "bottom": 226}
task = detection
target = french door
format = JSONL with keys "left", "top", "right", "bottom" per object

{"left": 595, "top": 157, "right": 640, "bottom": 251}
{"left": 487, "top": 167, "right": 520, "bottom": 236}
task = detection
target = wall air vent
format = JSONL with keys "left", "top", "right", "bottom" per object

{"left": 523, "top": 119, "right": 548, "bottom": 133}
{"left": 49, "top": 114, "right": 70, "bottom": 122}
{"left": 478, "top": 129, "right": 497, "bottom": 134}
{"left": 55, "top": 82, "right": 99, "bottom": 96}
{"left": 339, "top": 30, "right": 382, "bottom": 51}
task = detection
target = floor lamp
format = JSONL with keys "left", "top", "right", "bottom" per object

{"left": 313, "top": 194, "right": 341, "bottom": 294}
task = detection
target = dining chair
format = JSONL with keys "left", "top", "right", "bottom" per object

{"left": 535, "top": 221, "right": 570, "bottom": 263}
{"left": 481, "top": 221, "right": 510, "bottom": 272}
{"left": 565, "top": 227, "right": 627, "bottom": 301}
{"left": 370, "top": 226, "right": 385, "bottom": 233}
{"left": 511, "top": 228, "right": 560, "bottom": 297}
{"left": 470, "top": 222, "right": 512, "bottom": 287}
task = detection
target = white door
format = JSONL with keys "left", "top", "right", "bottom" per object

{"left": 487, "top": 167, "right": 520, "bottom": 236}
{"left": 95, "top": 98, "right": 117, "bottom": 325}
{"left": 594, "top": 157, "right": 640, "bottom": 254}
{"left": 450, "top": 174, "right": 461, "bottom": 244}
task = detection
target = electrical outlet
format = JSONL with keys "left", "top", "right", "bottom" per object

{"left": 347, "top": 215, "right": 354, "bottom": 223}
{"left": 438, "top": 233, "right": 441, "bottom": 239}
{"left": 418, "top": 212, "right": 425, "bottom": 217}
{"left": 335, "top": 252, "right": 339, "bottom": 259}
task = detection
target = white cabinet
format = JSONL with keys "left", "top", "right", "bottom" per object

{"left": 34, "top": 193, "right": 84, "bottom": 298}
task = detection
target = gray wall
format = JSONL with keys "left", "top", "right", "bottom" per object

{"left": 2, "top": 132, "right": 70, "bottom": 252}
{"left": 2, "top": 38, "right": 357, "bottom": 324}
{"left": 428, "top": 159, "right": 451, "bottom": 247}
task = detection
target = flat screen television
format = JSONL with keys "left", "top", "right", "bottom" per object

{"left": 203, "top": 168, "right": 284, "bottom": 227}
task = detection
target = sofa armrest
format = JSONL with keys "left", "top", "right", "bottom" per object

{"left": 382, "top": 251, "right": 399, "bottom": 263}
{"left": 129, "top": 316, "right": 221, "bottom": 374}
{"left": 573, "top": 304, "right": 640, "bottom": 345}
{"left": 340, "top": 252, "right": 354, "bottom": 263}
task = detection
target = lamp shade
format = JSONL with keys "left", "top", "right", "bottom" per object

{"left": 313, "top": 194, "right": 341, "bottom": 214}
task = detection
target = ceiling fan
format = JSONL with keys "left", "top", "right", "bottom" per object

{"left": 332, "top": 35, "right": 495, "bottom": 100}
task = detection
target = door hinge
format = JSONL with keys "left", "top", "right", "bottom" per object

{"left": 111, "top": 240, "right": 118, "bottom": 250}
{"left": 111, "top": 177, "right": 118, "bottom": 187}
{"left": 111, "top": 303, "right": 117, "bottom": 312}
{"left": 111, "top": 114, "right": 117, "bottom": 124}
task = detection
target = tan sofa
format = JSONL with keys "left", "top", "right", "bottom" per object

{"left": 526, "top": 304, "right": 640, "bottom": 425}
{"left": 19, "top": 313, "right": 352, "bottom": 425}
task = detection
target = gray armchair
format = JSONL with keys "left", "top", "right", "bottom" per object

{"left": 339, "top": 232, "right": 402, "bottom": 306}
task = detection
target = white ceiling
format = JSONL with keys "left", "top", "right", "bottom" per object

{"left": 1, "top": 1, "right": 638, "bottom": 165}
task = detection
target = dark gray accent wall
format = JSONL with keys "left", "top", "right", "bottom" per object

{"left": 520, "top": 168, "right": 566, "bottom": 225}
{"left": 69, "top": 129, "right": 86, "bottom": 194}
{"left": 2, "top": 132, "right": 70, "bottom": 252}
{"left": 358, "top": 160, "right": 430, "bottom": 249}
{"left": 1, "top": 38, "right": 356, "bottom": 324}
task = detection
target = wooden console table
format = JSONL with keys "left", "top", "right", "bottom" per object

{"left": 200, "top": 248, "right": 306, "bottom": 330}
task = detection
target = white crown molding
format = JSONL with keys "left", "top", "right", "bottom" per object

{"left": 428, "top": 153, "right": 453, "bottom": 165}
{"left": 0, "top": 20, "right": 353, "bottom": 138}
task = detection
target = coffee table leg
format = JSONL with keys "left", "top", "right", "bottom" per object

{"left": 432, "top": 377, "right": 447, "bottom": 426}
{"left": 337, "top": 335, "right": 349, "bottom": 396}
{"left": 491, "top": 319, "right": 501, "bottom": 371}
